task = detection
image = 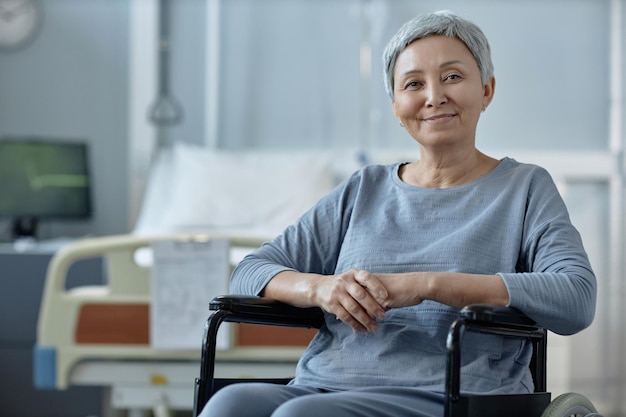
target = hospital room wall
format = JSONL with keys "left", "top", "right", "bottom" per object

{"left": 0, "top": 0, "right": 132, "bottom": 240}
{"left": 210, "top": 0, "right": 613, "bottom": 151}
{"left": 0, "top": 0, "right": 621, "bottom": 234}
{"left": 0, "top": 0, "right": 218, "bottom": 240}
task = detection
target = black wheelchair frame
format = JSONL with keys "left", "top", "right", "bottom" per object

{"left": 193, "top": 295, "right": 578, "bottom": 417}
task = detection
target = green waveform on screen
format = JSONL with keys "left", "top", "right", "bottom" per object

{"left": 26, "top": 163, "right": 88, "bottom": 191}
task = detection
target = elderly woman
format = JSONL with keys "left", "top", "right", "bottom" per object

{"left": 200, "top": 10, "right": 596, "bottom": 417}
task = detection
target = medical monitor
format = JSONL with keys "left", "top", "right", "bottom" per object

{"left": 0, "top": 138, "right": 92, "bottom": 239}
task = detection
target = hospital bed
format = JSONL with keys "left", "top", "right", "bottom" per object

{"left": 33, "top": 233, "right": 318, "bottom": 417}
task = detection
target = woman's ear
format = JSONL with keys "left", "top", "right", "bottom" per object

{"left": 482, "top": 77, "right": 496, "bottom": 110}
{"left": 391, "top": 100, "right": 403, "bottom": 126}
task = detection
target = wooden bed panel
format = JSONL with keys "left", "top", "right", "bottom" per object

{"left": 75, "top": 304, "right": 150, "bottom": 344}
{"left": 75, "top": 304, "right": 316, "bottom": 347}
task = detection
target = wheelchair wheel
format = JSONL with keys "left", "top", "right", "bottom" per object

{"left": 541, "top": 392, "right": 600, "bottom": 417}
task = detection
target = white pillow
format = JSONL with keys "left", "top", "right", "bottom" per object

{"left": 133, "top": 147, "right": 176, "bottom": 235}
{"left": 155, "top": 144, "right": 337, "bottom": 237}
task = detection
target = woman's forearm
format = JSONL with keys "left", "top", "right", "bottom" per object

{"left": 261, "top": 270, "right": 321, "bottom": 307}
{"left": 377, "top": 271, "right": 510, "bottom": 309}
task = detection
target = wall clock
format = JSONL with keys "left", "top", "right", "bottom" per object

{"left": 0, "top": 0, "right": 43, "bottom": 51}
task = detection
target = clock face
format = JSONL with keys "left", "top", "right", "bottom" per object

{"left": 0, "top": 0, "right": 42, "bottom": 50}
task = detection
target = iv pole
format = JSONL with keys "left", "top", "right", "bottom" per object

{"left": 148, "top": 0, "right": 183, "bottom": 148}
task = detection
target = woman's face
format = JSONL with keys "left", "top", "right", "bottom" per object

{"left": 392, "top": 35, "right": 494, "bottom": 150}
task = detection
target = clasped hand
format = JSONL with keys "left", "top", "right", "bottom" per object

{"left": 313, "top": 269, "right": 423, "bottom": 333}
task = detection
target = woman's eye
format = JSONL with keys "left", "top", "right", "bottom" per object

{"left": 405, "top": 81, "right": 422, "bottom": 89}
{"left": 444, "top": 74, "right": 462, "bottom": 82}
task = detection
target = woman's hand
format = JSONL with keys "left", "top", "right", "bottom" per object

{"left": 313, "top": 269, "right": 388, "bottom": 333}
{"left": 355, "top": 271, "right": 425, "bottom": 309}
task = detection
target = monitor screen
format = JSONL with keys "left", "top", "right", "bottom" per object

{"left": 0, "top": 138, "right": 92, "bottom": 237}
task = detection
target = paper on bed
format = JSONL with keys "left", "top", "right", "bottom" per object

{"left": 150, "top": 238, "right": 231, "bottom": 350}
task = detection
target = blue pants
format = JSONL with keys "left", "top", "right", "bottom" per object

{"left": 199, "top": 382, "right": 445, "bottom": 417}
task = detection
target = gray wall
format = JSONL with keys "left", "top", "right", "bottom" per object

{"left": 0, "top": 0, "right": 215, "bottom": 239}
{"left": 2, "top": 0, "right": 616, "bottom": 241}
{"left": 216, "top": 0, "right": 611, "bottom": 151}
{"left": 0, "top": 0, "right": 130, "bottom": 239}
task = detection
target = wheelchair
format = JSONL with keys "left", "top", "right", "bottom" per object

{"left": 193, "top": 295, "right": 602, "bottom": 417}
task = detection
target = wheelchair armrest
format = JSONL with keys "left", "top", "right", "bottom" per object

{"left": 459, "top": 304, "right": 538, "bottom": 329}
{"left": 209, "top": 294, "right": 325, "bottom": 329}
{"left": 194, "top": 295, "right": 323, "bottom": 416}
{"left": 445, "top": 304, "right": 548, "bottom": 411}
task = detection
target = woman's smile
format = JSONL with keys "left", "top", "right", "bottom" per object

{"left": 422, "top": 113, "right": 457, "bottom": 123}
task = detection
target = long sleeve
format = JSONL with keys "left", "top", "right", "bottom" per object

{"left": 499, "top": 168, "right": 596, "bottom": 335}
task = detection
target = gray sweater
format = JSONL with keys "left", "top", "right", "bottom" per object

{"left": 231, "top": 157, "right": 596, "bottom": 393}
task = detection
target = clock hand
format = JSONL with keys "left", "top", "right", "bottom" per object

{"left": 2, "top": 0, "right": 32, "bottom": 18}
{"left": 0, "top": 2, "right": 14, "bottom": 19}
{"left": 0, "top": 1, "right": 24, "bottom": 21}
{"left": 0, "top": 1, "right": 35, "bottom": 23}
{"left": 0, "top": 11, "right": 16, "bottom": 22}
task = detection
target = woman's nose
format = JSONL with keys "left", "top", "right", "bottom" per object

{"left": 425, "top": 83, "right": 447, "bottom": 107}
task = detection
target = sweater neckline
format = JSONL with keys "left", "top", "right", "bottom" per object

{"left": 391, "top": 157, "right": 513, "bottom": 191}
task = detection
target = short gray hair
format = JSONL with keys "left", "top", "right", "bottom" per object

{"left": 382, "top": 10, "right": 494, "bottom": 100}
